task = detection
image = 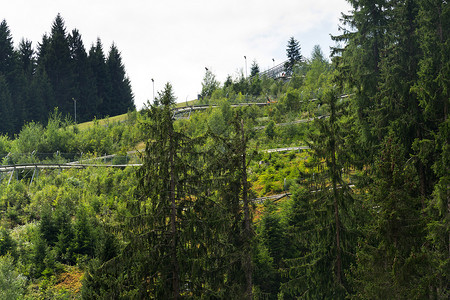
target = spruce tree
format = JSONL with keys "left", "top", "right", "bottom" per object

{"left": 349, "top": 135, "right": 427, "bottom": 299}
{"left": 413, "top": 0, "right": 450, "bottom": 296}
{"left": 39, "top": 203, "right": 58, "bottom": 246}
{"left": 0, "top": 75, "right": 14, "bottom": 134}
{"left": 16, "top": 39, "right": 36, "bottom": 125}
{"left": 0, "top": 20, "right": 15, "bottom": 82}
{"left": 42, "top": 14, "right": 75, "bottom": 116}
{"left": 69, "top": 29, "right": 99, "bottom": 122}
{"left": 332, "top": 0, "right": 388, "bottom": 162}
{"left": 332, "top": 1, "right": 443, "bottom": 297}
{"left": 89, "top": 39, "right": 112, "bottom": 117}
{"left": 83, "top": 83, "right": 230, "bottom": 298}
{"left": 282, "top": 88, "right": 355, "bottom": 298}
{"left": 29, "top": 68, "right": 54, "bottom": 125}
{"left": 285, "top": 37, "right": 302, "bottom": 75}
{"left": 36, "top": 34, "right": 57, "bottom": 113}
{"left": 0, "top": 20, "right": 17, "bottom": 134}
{"left": 250, "top": 60, "right": 260, "bottom": 77}
{"left": 208, "top": 116, "right": 255, "bottom": 299}
{"left": 106, "top": 43, "right": 135, "bottom": 116}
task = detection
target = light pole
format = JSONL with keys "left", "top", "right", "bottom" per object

{"left": 244, "top": 55, "right": 247, "bottom": 78}
{"left": 272, "top": 58, "right": 275, "bottom": 68}
{"left": 151, "top": 78, "right": 155, "bottom": 100}
{"left": 72, "top": 98, "right": 77, "bottom": 124}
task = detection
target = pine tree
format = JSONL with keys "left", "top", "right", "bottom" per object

{"left": 89, "top": 39, "right": 112, "bottom": 117}
{"left": 39, "top": 203, "right": 58, "bottom": 246}
{"left": 413, "top": 0, "right": 450, "bottom": 297}
{"left": 285, "top": 37, "right": 302, "bottom": 75}
{"left": 73, "top": 206, "right": 95, "bottom": 257}
{"left": 41, "top": 14, "right": 75, "bottom": 116}
{"left": 0, "top": 20, "right": 16, "bottom": 134}
{"left": 106, "top": 43, "right": 135, "bottom": 116}
{"left": 332, "top": 0, "right": 388, "bottom": 161}
{"left": 69, "top": 29, "right": 99, "bottom": 122}
{"left": 208, "top": 117, "right": 254, "bottom": 299}
{"left": 29, "top": 68, "right": 54, "bottom": 124}
{"left": 31, "top": 232, "right": 47, "bottom": 278}
{"left": 0, "top": 75, "right": 14, "bottom": 134}
{"left": 332, "top": 1, "right": 441, "bottom": 297}
{"left": 349, "top": 135, "right": 427, "bottom": 299}
{"left": 36, "top": 34, "right": 57, "bottom": 113}
{"left": 250, "top": 60, "right": 260, "bottom": 77}
{"left": 16, "top": 39, "right": 36, "bottom": 125}
{"left": 0, "top": 20, "right": 15, "bottom": 82}
{"left": 54, "top": 206, "right": 74, "bottom": 265}
{"left": 84, "top": 83, "right": 230, "bottom": 298}
{"left": 256, "top": 201, "right": 285, "bottom": 297}
{"left": 282, "top": 88, "right": 355, "bottom": 298}
{"left": 0, "top": 20, "right": 27, "bottom": 133}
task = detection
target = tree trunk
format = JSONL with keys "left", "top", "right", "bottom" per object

{"left": 330, "top": 96, "right": 342, "bottom": 286}
{"left": 241, "top": 119, "right": 252, "bottom": 300}
{"left": 169, "top": 128, "right": 180, "bottom": 299}
{"left": 331, "top": 138, "right": 342, "bottom": 286}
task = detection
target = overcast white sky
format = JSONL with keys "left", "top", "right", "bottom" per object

{"left": 3, "top": 0, "right": 352, "bottom": 109}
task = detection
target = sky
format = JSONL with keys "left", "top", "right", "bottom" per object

{"left": 2, "top": 0, "right": 352, "bottom": 109}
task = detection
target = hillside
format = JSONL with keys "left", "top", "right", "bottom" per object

{"left": 0, "top": 2, "right": 449, "bottom": 298}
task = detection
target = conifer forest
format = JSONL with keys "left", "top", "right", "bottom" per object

{"left": 0, "top": 1, "right": 449, "bottom": 299}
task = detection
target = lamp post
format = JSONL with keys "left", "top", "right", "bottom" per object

{"left": 151, "top": 78, "right": 155, "bottom": 100}
{"left": 272, "top": 58, "right": 275, "bottom": 68}
{"left": 72, "top": 98, "right": 77, "bottom": 124}
{"left": 244, "top": 55, "right": 247, "bottom": 78}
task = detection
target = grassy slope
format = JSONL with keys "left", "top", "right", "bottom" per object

{"left": 75, "top": 99, "right": 198, "bottom": 131}
{"left": 76, "top": 113, "right": 129, "bottom": 130}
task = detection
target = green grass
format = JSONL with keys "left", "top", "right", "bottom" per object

{"left": 176, "top": 99, "right": 199, "bottom": 107}
{"left": 76, "top": 113, "right": 129, "bottom": 130}
{"left": 75, "top": 99, "right": 198, "bottom": 131}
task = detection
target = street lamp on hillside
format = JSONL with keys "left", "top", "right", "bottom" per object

{"left": 151, "top": 78, "right": 155, "bottom": 101}
{"left": 244, "top": 55, "right": 247, "bottom": 78}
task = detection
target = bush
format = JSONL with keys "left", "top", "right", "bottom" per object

{"left": 0, "top": 254, "right": 26, "bottom": 299}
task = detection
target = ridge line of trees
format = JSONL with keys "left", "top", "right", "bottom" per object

{"left": 0, "top": 14, "right": 135, "bottom": 136}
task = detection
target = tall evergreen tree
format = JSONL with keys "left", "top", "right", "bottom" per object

{"left": 285, "top": 37, "right": 302, "bottom": 74}
{"left": 0, "top": 20, "right": 15, "bottom": 82}
{"left": 69, "top": 29, "right": 99, "bottom": 122}
{"left": 413, "top": 0, "right": 450, "bottom": 297}
{"left": 332, "top": 0, "right": 446, "bottom": 297}
{"left": 0, "top": 75, "right": 14, "bottom": 134}
{"left": 89, "top": 38, "right": 111, "bottom": 117}
{"left": 250, "top": 60, "right": 260, "bottom": 77}
{"left": 82, "top": 83, "right": 231, "bottom": 298}
{"left": 349, "top": 135, "right": 427, "bottom": 299}
{"left": 41, "top": 14, "right": 75, "bottom": 116}
{"left": 332, "top": 0, "right": 388, "bottom": 161}
{"left": 282, "top": 88, "right": 356, "bottom": 298}
{"left": 17, "top": 39, "right": 35, "bottom": 77}
{"left": 0, "top": 20, "right": 17, "bottom": 134}
{"left": 207, "top": 116, "right": 255, "bottom": 299}
{"left": 29, "top": 68, "right": 54, "bottom": 125}
{"left": 16, "top": 39, "right": 36, "bottom": 124}
{"left": 36, "top": 34, "right": 57, "bottom": 113}
{"left": 106, "top": 43, "right": 135, "bottom": 116}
